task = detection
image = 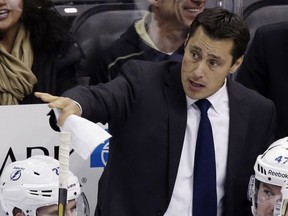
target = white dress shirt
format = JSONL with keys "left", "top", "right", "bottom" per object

{"left": 164, "top": 80, "right": 229, "bottom": 216}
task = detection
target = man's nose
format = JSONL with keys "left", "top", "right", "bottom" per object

{"left": 193, "top": 62, "right": 206, "bottom": 77}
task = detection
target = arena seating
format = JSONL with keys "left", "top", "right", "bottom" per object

{"left": 243, "top": 0, "right": 288, "bottom": 45}
{"left": 70, "top": 3, "right": 146, "bottom": 84}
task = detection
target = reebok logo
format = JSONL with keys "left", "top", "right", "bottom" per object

{"left": 268, "top": 170, "right": 288, "bottom": 179}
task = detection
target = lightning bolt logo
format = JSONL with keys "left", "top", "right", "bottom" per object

{"left": 10, "top": 170, "right": 21, "bottom": 181}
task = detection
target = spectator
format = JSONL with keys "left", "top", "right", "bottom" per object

{"left": 0, "top": 155, "right": 89, "bottom": 216}
{"left": 248, "top": 136, "right": 288, "bottom": 216}
{"left": 235, "top": 22, "right": 288, "bottom": 139}
{"left": 35, "top": 8, "right": 276, "bottom": 216}
{"left": 92, "top": 0, "right": 206, "bottom": 83}
{"left": 0, "top": 0, "right": 84, "bottom": 105}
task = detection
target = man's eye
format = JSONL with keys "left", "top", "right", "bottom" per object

{"left": 191, "top": 51, "right": 199, "bottom": 60}
{"left": 263, "top": 189, "right": 274, "bottom": 199}
{"left": 209, "top": 60, "right": 219, "bottom": 67}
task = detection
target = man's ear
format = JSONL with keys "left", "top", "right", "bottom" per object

{"left": 230, "top": 55, "right": 244, "bottom": 74}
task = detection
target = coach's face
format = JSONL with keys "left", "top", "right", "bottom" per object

{"left": 181, "top": 26, "right": 242, "bottom": 100}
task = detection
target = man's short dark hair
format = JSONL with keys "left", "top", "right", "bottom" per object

{"left": 187, "top": 7, "right": 250, "bottom": 65}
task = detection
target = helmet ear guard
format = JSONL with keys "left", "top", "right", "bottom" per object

{"left": 0, "top": 155, "right": 89, "bottom": 216}
{"left": 247, "top": 175, "right": 258, "bottom": 216}
{"left": 76, "top": 192, "right": 90, "bottom": 216}
{"left": 248, "top": 175, "right": 256, "bottom": 202}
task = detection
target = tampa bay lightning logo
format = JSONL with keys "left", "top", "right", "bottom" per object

{"left": 52, "top": 167, "right": 60, "bottom": 175}
{"left": 10, "top": 169, "right": 21, "bottom": 181}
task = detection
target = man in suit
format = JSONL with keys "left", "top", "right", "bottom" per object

{"left": 236, "top": 22, "right": 288, "bottom": 140}
{"left": 35, "top": 8, "right": 276, "bottom": 216}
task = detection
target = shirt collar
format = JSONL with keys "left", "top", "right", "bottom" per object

{"left": 186, "top": 79, "right": 228, "bottom": 114}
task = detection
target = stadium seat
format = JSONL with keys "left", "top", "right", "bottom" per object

{"left": 243, "top": 0, "right": 288, "bottom": 44}
{"left": 53, "top": 0, "right": 100, "bottom": 25}
{"left": 71, "top": 3, "right": 147, "bottom": 85}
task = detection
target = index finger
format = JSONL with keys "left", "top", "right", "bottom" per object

{"left": 34, "top": 92, "right": 60, "bottom": 103}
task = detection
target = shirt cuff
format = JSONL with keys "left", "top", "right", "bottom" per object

{"left": 72, "top": 100, "right": 82, "bottom": 116}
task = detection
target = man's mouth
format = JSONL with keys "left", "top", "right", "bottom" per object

{"left": 184, "top": 7, "right": 202, "bottom": 14}
{"left": 190, "top": 80, "right": 204, "bottom": 88}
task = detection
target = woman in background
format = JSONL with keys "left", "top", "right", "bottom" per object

{"left": 0, "top": 0, "right": 84, "bottom": 104}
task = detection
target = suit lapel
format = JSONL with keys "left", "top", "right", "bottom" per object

{"left": 224, "top": 79, "right": 250, "bottom": 212}
{"left": 163, "top": 63, "right": 187, "bottom": 198}
{"left": 227, "top": 80, "right": 249, "bottom": 175}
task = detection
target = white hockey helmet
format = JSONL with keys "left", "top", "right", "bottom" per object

{"left": 248, "top": 137, "right": 288, "bottom": 216}
{"left": 0, "top": 155, "right": 89, "bottom": 216}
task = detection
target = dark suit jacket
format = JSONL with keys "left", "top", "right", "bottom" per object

{"left": 236, "top": 21, "right": 288, "bottom": 139}
{"left": 63, "top": 60, "right": 276, "bottom": 216}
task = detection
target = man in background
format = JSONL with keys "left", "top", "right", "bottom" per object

{"left": 236, "top": 22, "right": 288, "bottom": 139}
{"left": 92, "top": 0, "right": 206, "bottom": 83}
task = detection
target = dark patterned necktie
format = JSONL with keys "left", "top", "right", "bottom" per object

{"left": 193, "top": 99, "right": 217, "bottom": 216}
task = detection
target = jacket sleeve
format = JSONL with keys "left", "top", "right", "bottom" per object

{"left": 62, "top": 60, "right": 142, "bottom": 126}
